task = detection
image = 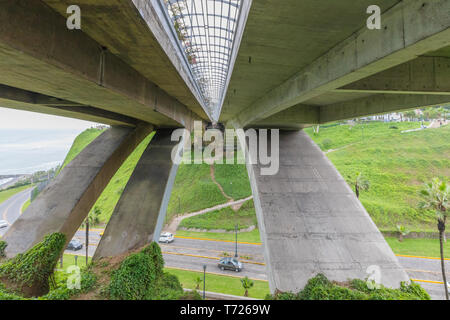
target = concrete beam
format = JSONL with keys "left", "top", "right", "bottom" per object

{"left": 93, "top": 129, "right": 182, "bottom": 259}
{"left": 320, "top": 94, "right": 450, "bottom": 123}
{"left": 251, "top": 105, "right": 319, "bottom": 130}
{"left": 231, "top": 0, "right": 450, "bottom": 126}
{"left": 0, "top": 85, "right": 139, "bottom": 126}
{"left": 336, "top": 57, "right": 450, "bottom": 95}
{"left": 0, "top": 0, "right": 201, "bottom": 130}
{"left": 3, "top": 125, "right": 154, "bottom": 258}
{"left": 239, "top": 130, "right": 409, "bottom": 293}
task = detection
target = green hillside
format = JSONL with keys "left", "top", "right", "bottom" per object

{"left": 60, "top": 122, "right": 449, "bottom": 233}
{"left": 305, "top": 122, "right": 449, "bottom": 231}
{"left": 60, "top": 128, "right": 104, "bottom": 171}
{"left": 60, "top": 128, "right": 252, "bottom": 225}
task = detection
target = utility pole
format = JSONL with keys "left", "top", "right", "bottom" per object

{"left": 235, "top": 224, "right": 238, "bottom": 258}
{"left": 85, "top": 218, "right": 89, "bottom": 265}
{"left": 203, "top": 264, "right": 206, "bottom": 300}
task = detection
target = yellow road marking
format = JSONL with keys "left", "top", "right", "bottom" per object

{"left": 162, "top": 250, "right": 266, "bottom": 266}
{"left": 165, "top": 266, "right": 268, "bottom": 282}
{"left": 396, "top": 254, "right": 450, "bottom": 261}
{"left": 405, "top": 268, "right": 441, "bottom": 275}
{"left": 411, "top": 278, "right": 444, "bottom": 285}
{"left": 175, "top": 235, "right": 262, "bottom": 245}
{"left": 161, "top": 244, "right": 263, "bottom": 260}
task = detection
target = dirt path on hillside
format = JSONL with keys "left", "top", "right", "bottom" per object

{"left": 164, "top": 196, "right": 253, "bottom": 234}
{"left": 209, "top": 165, "right": 234, "bottom": 202}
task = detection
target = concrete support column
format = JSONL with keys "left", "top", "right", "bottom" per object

{"left": 3, "top": 124, "right": 154, "bottom": 258}
{"left": 240, "top": 130, "right": 409, "bottom": 293}
{"left": 93, "top": 129, "right": 182, "bottom": 259}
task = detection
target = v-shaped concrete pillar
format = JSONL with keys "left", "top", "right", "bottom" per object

{"left": 240, "top": 130, "right": 409, "bottom": 293}
{"left": 93, "top": 129, "right": 182, "bottom": 259}
{"left": 3, "top": 124, "right": 153, "bottom": 258}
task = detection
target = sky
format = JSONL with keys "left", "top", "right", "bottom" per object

{"left": 0, "top": 107, "right": 99, "bottom": 130}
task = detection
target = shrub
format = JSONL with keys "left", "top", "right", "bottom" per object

{"left": 108, "top": 242, "right": 182, "bottom": 300}
{"left": 267, "top": 274, "right": 430, "bottom": 300}
{"left": 41, "top": 269, "right": 97, "bottom": 300}
{"left": 0, "top": 241, "right": 6, "bottom": 258}
{"left": 0, "top": 233, "right": 66, "bottom": 297}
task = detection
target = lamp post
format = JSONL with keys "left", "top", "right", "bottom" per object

{"left": 235, "top": 224, "right": 238, "bottom": 258}
{"left": 203, "top": 264, "right": 206, "bottom": 300}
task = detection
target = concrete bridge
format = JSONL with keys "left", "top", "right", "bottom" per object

{"left": 1, "top": 0, "right": 449, "bottom": 293}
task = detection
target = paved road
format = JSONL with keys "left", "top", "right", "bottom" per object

{"left": 2, "top": 195, "right": 447, "bottom": 300}
{"left": 66, "top": 231, "right": 449, "bottom": 300}
{"left": 0, "top": 188, "right": 32, "bottom": 237}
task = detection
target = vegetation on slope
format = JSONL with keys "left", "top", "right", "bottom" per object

{"left": 60, "top": 128, "right": 104, "bottom": 171}
{"left": 166, "top": 163, "right": 227, "bottom": 223}
{"left": 0, "top": 233, "right": 66, "bottom": 297}
{"left": 306, "top": 122, "right": 449, "bottom": 231}
{"left": 267, "top": 273, "right": 430, "bottom": 300}
{"left": 90, "top": 132, "right": 155, "bottom": 223}
{"left": 179, "top": 199, "right": 257, "bottom": 231}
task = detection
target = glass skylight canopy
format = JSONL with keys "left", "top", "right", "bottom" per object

{"left": 162, "top": 0, "right": 241, "bottom": 114}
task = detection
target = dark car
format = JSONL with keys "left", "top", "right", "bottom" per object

{"left": 67, "top": 239, "right": 83, "bottom": 251}
{"left": 218, "top": 257, "right": 243, "bottom": 272}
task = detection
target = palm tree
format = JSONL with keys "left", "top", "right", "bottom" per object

{"left": 419, "top": 178, "right": 449, "bottom": 300}
{"left": 194, "top": 276, "right": 202, "bottom": 290}
{"left": 241, "top": 276, "right": 254, "bottom": 297}
{"left": 349, "top": 172, "right": 370, "bottom": 199}
{"left": 396, "top": 225, "right": 410, "bottom": 242}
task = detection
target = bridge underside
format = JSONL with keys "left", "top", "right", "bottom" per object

{"left": 1, "top": 0, "right": 449, "bottom": 294}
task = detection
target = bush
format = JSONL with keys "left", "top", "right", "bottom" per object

{"left": 0, "top": 241, "right": 6, "bottom": 258}
{"left": 108, "top": 242, "right": 182, "bottom": 300}
{"left": 0, "top": 233, "right": 66, "bottom": 297}
{"left": 41, "top": 269, "right": 97, "bottom": 300}
{"left": 267, "top": 274, "right": 430, "bottom": 300}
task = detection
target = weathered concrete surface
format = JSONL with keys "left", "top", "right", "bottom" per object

{"left": 0, "top": 0, "right": 202, "bottom": 129}
{"left": 43, "top": 0, "right": 209, "bottom": 120}
{"left": 240, "top": 130, "right": 409, "bottom": 293}
{"left": 3, "top": 125, "right": 154, "bottom": 258}
{"left": 225, "top": 0, "right": 450, "bottom": 127}
{"left": 93, "top": 129, "right": 182, "bottom": 259}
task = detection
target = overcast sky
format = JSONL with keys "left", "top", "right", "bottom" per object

{"left": 0, "top": 107, "right": 99, "bottom": 130}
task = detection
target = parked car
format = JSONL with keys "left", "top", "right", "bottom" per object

{"left": 67, "top": 239, "right": 83, "bottom": 251}
{"left": 218, "top": 257, "right": 243, "bottom": 272}
{"left": 0, "top": 220, "right": 8, "bottom": 229}
{"left": 159, "top": 232, "right": 174, "bottom": 243}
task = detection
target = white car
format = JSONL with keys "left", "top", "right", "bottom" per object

{"left": 159, "top": 232, "right": 174, "bottom": 243}
{"left": 0, "top": 220, "right": 8, "bottom": 229}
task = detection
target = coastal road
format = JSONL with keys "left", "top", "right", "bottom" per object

{"left": 0, "top": 188, "right": 32, "bottom": 237}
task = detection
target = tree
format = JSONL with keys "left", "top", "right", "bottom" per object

{"left": 194, "top": 276, "right": 203, "bottom": 290}
{"left": 396, "top": 225, "right": 410, "bottom": 242}
{"left": 241, "top": 276, "right": 254, "bottom": 297}
{"left": 419, "top": 178, "right": 449, "bottom": 300}
{"left": 349, "top": 172, "right": 370, "bottom": 199}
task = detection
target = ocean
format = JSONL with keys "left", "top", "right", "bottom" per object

{"left": 0, "top": 129, "right": 84, "bottom": 175}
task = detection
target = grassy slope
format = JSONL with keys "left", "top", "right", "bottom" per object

{"left": 91, "top": 133, "right": 155, "bottom": 223}
{"left": 179, "top": 199, "right": 257, "bottom": 231}
{"left": 0, "top": 185, "right": 32, "bottom": 205}
{"left": 214, "top": 163, "right": 252, "bottom": 200}
{"left": 61, "top": 129, "right": 251, "bottom": 225}
{"left": 305, "top": 122, "right": 449, "bottom": 231}
{"left": 166, "top": 163, "right": 227, "bottom": 223}
{"left": 60, "top": 128, "right": 104, "bottom": 171}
